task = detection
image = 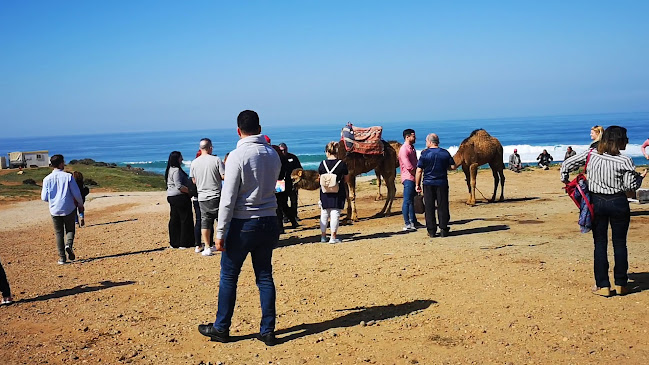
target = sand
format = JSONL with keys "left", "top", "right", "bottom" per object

{"left": 1, "top": 166, "right": 648, "bottom": 364}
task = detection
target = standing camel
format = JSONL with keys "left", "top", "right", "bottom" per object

{"left": 336, "top": 140, "right": 397, "bottom": 221}
{"left": 453, "top": 129, "right": 505, "bottom": 205}
{"left": 374, "top": 140, "right": 402, "bottom": 201}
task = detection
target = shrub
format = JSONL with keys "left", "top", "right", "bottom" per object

{"left": 22, "top": 178, "right": 37, "bottom": 185}
{"left": 84, "top": 178, "right": 98, "bottom": 186}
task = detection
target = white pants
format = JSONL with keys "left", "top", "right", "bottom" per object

{"left": 320, "top": 208, "right": 341, "bottom": 235}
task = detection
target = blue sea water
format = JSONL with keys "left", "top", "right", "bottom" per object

{"left": 1, "top": 112, "right": 647, "bottom": 175}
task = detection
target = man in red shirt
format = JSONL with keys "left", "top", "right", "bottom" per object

{"left": 398, "top": 129, "right": 423, "bottom": 231}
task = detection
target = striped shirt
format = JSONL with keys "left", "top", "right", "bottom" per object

{"left": 560, "top": 149, "right": 643, "bottom": 194}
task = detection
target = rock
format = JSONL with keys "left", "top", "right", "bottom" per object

{"left": 360, "top": 321, "right": 366, "bottom": 327}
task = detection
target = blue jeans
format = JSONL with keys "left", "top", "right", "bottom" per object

{"left": 591, "top": 193, "right": 630, "bottom": 288}
{"left": 214, "top": 216, "right": 279, "bottom": 335}
{"left": 402, "top": 180, "right": 417, "bottom": 225}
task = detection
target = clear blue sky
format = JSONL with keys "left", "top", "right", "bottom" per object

{"left": 1, "top": 1, "right": 647, "bottom": 137}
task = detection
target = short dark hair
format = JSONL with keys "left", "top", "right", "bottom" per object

{"left": 50, "top": 154, "right": 64, "bottom": 167}
{"left": 279, "top": 143, "right": 287, "bottom": 149}
{"left": 403, "top": 129, "right": 415, "bottom": 139}
{"left": 597, "top": 126, "right": 628, "bottom": 156}
{"left": 237, "top": 110, "right": 261, "bottom": 135}
{"left": 199, "top": 138, "right": 212, "bottom": 149}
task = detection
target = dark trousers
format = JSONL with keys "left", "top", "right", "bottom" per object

{"left": 591, "top": 193, "right": 630, "bottom": 288}
{"left": 423, "top": 185, "right": 450, "bottom": 235}
{"left": 52, "top": 212, "right": 76, "bottom": 261}
{"left": 286, "top": 189, "right": 299, "bottom": 219}
{"left": 0, "top": 259, "right": 11, "bottom": 298}
{"left": 276, "top": 192, "right": 296, "bottom": 231}
{"left": 167, "top": 195, "right": 194, "bottom": 248}
{"left": 214, "top": 217, "right": 278, "bottom": 335}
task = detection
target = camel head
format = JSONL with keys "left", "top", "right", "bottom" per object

{"left": 453, "top": 144, "right": 466, "bottom": 166}
{"left": 290, "top": 168, "right": 321, "bottom": 191}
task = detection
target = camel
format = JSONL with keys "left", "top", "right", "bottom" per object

{"left": 337, "top": 140, "right": 397, "bottom": 221}
{"left": 453, "top": 129, "right": 505, "bottom": 206}
{"left": 375, "top": 141, "right": 402, "bottom": 201}
{"left": 290, "top": 140, "right": 398, "bottom": 221}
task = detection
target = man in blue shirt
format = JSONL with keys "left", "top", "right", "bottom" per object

{"left": 41, "top": 154, "right": 84, "bottom": 264}
{"left": 415, "top": 134, "right": 457, "bottom": 238}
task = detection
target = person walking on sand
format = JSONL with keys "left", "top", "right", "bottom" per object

{"left": 564, "top": 146, "right": 576, "bottom": 160}
{"left": 398, "top": 128, "right": 424, "bottom": 230}
{"left": 509, "top": 148, "right": 523, "bottom": 173}
{"left": 537, "top": 149, "right": 553, "bottom": 170}
{"left": 318, "top": 141, "right": 349, "bottom": 243}
{"left": 190, "top": 138, "right": 225, "bottom": 256}
{"left": 198, "top": 110, "right": 282, "bottom": 346}
{"left": 72, "top": 171, "right": 90, "bottom": 227}
{"left": 41, "top": 154, "right": 84, "bottom": 264}
{"left": 415, "top": 133, "right": 457, "bottom": 238}
{"left": 561, "top": 126, "right": 647, "bottom": 297}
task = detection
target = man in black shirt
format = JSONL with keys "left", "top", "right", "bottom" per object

{"left": 279, "top": 143, "right": 302, "bottom": 224}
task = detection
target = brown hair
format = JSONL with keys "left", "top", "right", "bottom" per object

{"left": 597, "top": 126, "right": 627, "bottom": 156}
{"left": 72, "top": 171, "right": 84, "bottom": 186}
{"left": 325, "top": 141, "right": 338, "bottom": 156}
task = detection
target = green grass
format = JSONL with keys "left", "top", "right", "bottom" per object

{"left": 0, "top": 165, "right": 165, "bottom": 201}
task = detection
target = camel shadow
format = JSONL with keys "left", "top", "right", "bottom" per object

{"left": 17, "top": 280, "right": 135, "bottom": 304}
{"left": 276, "top": 234, "right": 323, "bottom": 248}
{"left": 450, "top": 218, "right": 485, "bottom": 225}
{"left": 228, "top": 299, "right": 436, "bottom": 344}
{"left": 347, "top": 230, "right": 413, "bottom": 242}
{"left": 77, "top": 247, "right": 166, "bottom": 263}
{"left": 627, "top": 272, "right": 649, "bottom": 293}
{"left": 447, "top": 224, "right": 509, "bottom": 237}
{"left": 86, "top": 218, "right": 138, "bottom": 227}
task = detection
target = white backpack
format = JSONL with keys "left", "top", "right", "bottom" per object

{"left": 320, "top": 160, "right": 342, "bottom": 193}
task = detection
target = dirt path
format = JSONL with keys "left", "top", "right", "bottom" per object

{"left": 1, "top": 168, "right": 648, "bottom": 364}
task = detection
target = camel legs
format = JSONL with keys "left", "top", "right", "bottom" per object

{"left": 375, "top": 169, "right": 383, "bottom": 201}
{"left": 490, "top": 166, "right": 499, "bottom": 202}
{"left": 488, "top": 161, "right": 506, "bottom": 202}
{"left": 345, "top": 177, "right": 358, "bottom": 222}
{"left": 498, "top": 166, "right": 505, "bottom": 201}
{"left": 467, "top": 163, "right": 479, "bottom": 205}
{"left": 377, "top": 172, "right": 396, "bottom": 217}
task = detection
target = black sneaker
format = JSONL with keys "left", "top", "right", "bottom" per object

{"left": 413, "top": 222, "right": 426, "bottom": 229}
{"left": 439, "top": 228, "right": 450, "bottom": 237}
{"left": 66, "top": 246, "right": 75, "bottom": 261}
{"left": 198, "top": 324, "right": 229, "bottom": 342}
{"left": 257, "top": 332, "right": 277, "bottom": 346}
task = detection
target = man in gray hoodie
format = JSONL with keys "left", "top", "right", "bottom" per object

{"left": 198, "top": 110, "right": 282, "bottom": 346}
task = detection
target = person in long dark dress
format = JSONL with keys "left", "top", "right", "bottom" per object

{"left": 318, "top": 141, "right": 349, "bottom": 244}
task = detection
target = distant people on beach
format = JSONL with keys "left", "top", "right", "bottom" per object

{"left": 642, "top": 137, "right": 649, "bottom": 160}
{"left": 561, "top": 126, "right": 647, "bottom": 297}
{"left": 165, "top": 151, "right": 194, "bottom": 249}
{"left": 278, "top": 143, "right": 302, "bottom": 223}
{"left": 72, "top": 171, "right": 90, "bottom": 227}
{"left": 416, "top": 133, "right": 457, "bottom": 238}
{"left": 318, "top": 141, "right": 349, "bottom": 243}
{"left": 536, "top": 150, "right": 553, "bottom": 170}
{"left": 398, "top": 128, "right": 423, "bottom": 230}
{"left": 0, "top": 258, "right": 13, "bottom": 305}
{"left": 509, "top": 148, "right": 523, "bottom": 173}
{"left": 41, "top": 154, "right": 84, "bottom": 264}
{"left": 564, "top": 146, "right": 576, "bottom": 160}
{"left": 190, "top": 139, "right": 225, "bottom": 256}
{"left": 198, "top": 110, "right": 281, "bottom": 346}
{"left": 590, "top": 125, "right": 604, "bottom": 149}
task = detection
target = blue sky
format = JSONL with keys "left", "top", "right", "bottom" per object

{"left": 1, "top": 1, "right": 648, "bottom": 137}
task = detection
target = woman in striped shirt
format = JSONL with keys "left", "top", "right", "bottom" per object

{"left": 561, "top": 126, "right": 647, "bottom": 297}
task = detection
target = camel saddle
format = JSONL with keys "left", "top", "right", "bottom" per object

{"left": 341, "top": 123, "right": 384, "bottom": 155}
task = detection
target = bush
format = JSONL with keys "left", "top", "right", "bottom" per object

{"left": 69, "top": 159, "right": 78, "bottom": 164}
{"left": 22, "top": 178, "right": 37, "bottom": 185}
{"left": 84, "top": 178, "right": 98, "bottom": 186}
{"left": 77, "top": 159, "right": 96, "bottom": 165}
{"left": 93, "top": 162, "right": 108, "bottom": 167}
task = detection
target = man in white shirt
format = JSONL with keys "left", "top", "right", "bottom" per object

{"left": 190, "top": 138, "right": 225, "bottom": 256}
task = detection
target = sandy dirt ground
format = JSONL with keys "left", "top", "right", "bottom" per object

{"left": 1, "top": 167, "right": 648, "bottom": 364}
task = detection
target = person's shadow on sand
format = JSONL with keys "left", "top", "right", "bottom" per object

{"left": 627, "top": 272, "right": 649, "bottom": 294}
{"left": 228, "top": 299, "right": 436, "bottom": 344}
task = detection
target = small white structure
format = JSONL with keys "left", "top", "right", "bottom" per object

{"left": 8, "top": 150, "right": 50, "bottom": 168}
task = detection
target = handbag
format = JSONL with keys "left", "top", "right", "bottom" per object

{"left": 414, "top": 194, "right": 425, "bottom": 214}
{"left": 320, "top": 160, "right": 342, "bottom": 193}
{"left": 563, "top": 150, "right": 594, "bottom": 231}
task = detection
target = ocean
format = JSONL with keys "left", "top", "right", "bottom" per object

{"left": 1, "top": 112, "right": 647, "bottom": 175}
